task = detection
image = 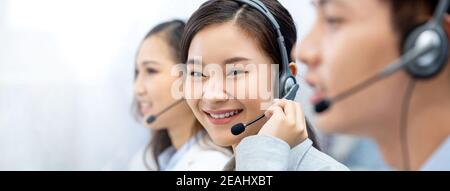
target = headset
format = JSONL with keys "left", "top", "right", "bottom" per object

{"left": 230, "top": 0, "right": 300, "bottom": 135}
{"left": 315, "top": 0, "right": 450, "bottom": 113}
{"left": 147, "top": 0, "right": 300, "bottom": 133}
{"left": 234, "top": 0, "right": 298, "bottom": 99}
{"left": 147, "top": 0, "right": 300, "bottom": 132}
{"left": 404, "top": 0, "right": 449, "bottom": 79}
{"left": 144, "top": 0, "right": 449, "bottom": 171}
{"left": 313, "top": 0, "right": 449, "bottom": 170}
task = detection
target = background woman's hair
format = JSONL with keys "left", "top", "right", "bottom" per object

{"left": 180, "top": 0, "right": 321, "bottom": 150}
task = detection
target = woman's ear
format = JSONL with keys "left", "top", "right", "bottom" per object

{"left": 288, "top": 62, "right": 298, "bottom": 76}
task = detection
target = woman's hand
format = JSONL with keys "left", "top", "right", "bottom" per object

{"left": 258, "top": 99, "right": 308, "bottom": 148}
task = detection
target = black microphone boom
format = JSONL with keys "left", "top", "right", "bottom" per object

{"left": 231, "top": 114, "right": 265, "bottom": 135}
{"left": 315, "top": 42, "right": 435, "bottom": 113}
{"left": 230, "top": 84, "right": 299, "bottom": 136}
{"left": 146, "top": 98, "right": 185, "bottom": 124}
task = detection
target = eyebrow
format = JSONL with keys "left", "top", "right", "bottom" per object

{"left": 186, "top": 57, "right": 251, "bottom": 65}
{"left": 141, "top": 60, "right": 160, "bottom": 65}
{"left": 223, "top": 57, "right": 250, "bottom": 65}
{"left": 312, "top": 0, "right": 346, "bottom": 9}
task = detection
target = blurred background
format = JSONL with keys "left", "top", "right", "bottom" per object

{"left": 0, "top": 0, "right": 387, "bottom": 170}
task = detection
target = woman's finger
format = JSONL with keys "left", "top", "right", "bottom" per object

{"left": 265, "top": 104, "right": 285, "bottom": 120}
{"left": 283, "top": 100, "right": 297, "bottom": 125}
{"left": 294, "top": 101, "right": 306, "bottom": 126}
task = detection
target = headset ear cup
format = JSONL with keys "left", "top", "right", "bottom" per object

{"left": 284, "top": 76, "right": 296, "bottom": 94}
{"left": 403, "top": 23, "right": 449, "bottom": 79}
{"left": 279, "top": 75, "right": 297, "bottom": 100}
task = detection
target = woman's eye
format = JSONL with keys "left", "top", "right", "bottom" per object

{"left": 146, "top": 68, "right": 158, "bottom": 75}
{"left": 190, "top": 71, "right": 205, "bottom": 78}
{"left": 324, "top": 16, "right": 344, "bottom": 29}
{"left": 227, "top": 70, "right": 247, "bottom": 76}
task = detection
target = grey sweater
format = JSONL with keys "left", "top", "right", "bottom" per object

{"left": 234, "top": 135, "right": 349, "bottom": 171}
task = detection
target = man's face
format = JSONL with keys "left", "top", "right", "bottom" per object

{"left": 297, "top": 0, "right": 410, "bottom": 135}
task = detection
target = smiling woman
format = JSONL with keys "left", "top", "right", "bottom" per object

{"left": 0, "top": 0, "right": 351, "bottom": 171}
{"left": 180, "top": 0, "right": 347, "bottom": 171}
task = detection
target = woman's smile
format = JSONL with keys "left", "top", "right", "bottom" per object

{"left": 202, "top": 109, "right": 244, "bottom": 125}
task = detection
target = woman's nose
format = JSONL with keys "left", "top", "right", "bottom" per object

{"left": 134, "top": 75, "right": 147, "bottom": 98}
{"left": 202, "top": 78, "right": 229, "bottom": 102}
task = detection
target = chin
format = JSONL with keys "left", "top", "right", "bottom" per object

{"left": 316, "top": 114, "right": 366, "bottom": 136}
{"left": 208, "top": 129, "right": 241, "bottom": 147}
{"left": 145, "top": 124, "right": 165, "bottom": 131}
{"left": 142, "top": 118, "right": 165, "bottom": 130}
{"left": 316, "top": 114, "right": 346, "bottom": 134}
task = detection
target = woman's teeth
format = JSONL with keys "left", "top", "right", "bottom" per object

{"left": 209, "top": 110, "right": 240, "bottom": 119}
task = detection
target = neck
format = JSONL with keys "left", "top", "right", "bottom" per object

{"left": 167, "top": 116, "right": 199, "bottom": 150}
{"left": 375, "top": 71, "right": 450, "bottom": 170}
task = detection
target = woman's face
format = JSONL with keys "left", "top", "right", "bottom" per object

{"left": 185, "top": 22, "right": 275, "bottom": 147}
{"left": 297, "top": 0, "right": 408, "bottom": 135}
{"left": 134, "top": 35, "right": 193, "bottom": 129}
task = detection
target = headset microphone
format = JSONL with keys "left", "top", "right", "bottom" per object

{"left": 313, "top": 0, "right": 449, "bottom": 171}
{"left": 315, "top": 17, "right": 446, "bottom": 113}
{"left": 315, "top": 0, "right": 449, "bottom": 114}
{"left": 231, "top": 84, "right": 299, "bottom": 136}
{"left": 146, "top": 98, "right": 185, "bottom": 124}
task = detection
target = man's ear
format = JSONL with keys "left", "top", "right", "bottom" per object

{"left": 288, "top": 62, "right": 298, "bottom": 76}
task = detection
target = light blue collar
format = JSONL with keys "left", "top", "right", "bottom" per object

{"left": 421, "top": 136, "right": 450, "bottom": 171}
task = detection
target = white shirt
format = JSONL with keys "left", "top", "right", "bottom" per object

{"left": 157, "top": 133, "right": 197, "bottom": 170}
{"left": 128, "top": 131, "right": 232, "bottom": 171}
{"left": 421, "top": 136, "right": 450, "bottom": 171}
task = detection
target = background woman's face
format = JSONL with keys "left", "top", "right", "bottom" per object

{"left": 298, "top": 0, "right": 408, "bottom": 135}
{"left": 185, "top": 22, "right": 275, "bottom": 147}
{"left": 134, "top": 35, "right": 193, "bottom": 129}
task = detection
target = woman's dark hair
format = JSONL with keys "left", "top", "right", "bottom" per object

{"left": 180, "top": 0, "right": 321, "bottom": 150}
{"left": 133, "top": 20, "right": 187, "bottom": 170}
{"left": 144, "top": 20, "right": 186, "bottom": 63}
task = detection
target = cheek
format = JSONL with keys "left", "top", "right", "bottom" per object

{"left": 143, "top": 78, "right": 158, "bottom": 98}
{"left": 155, "top": 76, "right": 177, "bottom": 99}
{"left": 245, "top": 99, "right": 267, "bottom": 114}
{"left": 322, "top": 27, "right": 398, "bottom": 95}
{"left": 185, "top": 99, "right": 199, "bottom": 116}
{"left": 184, "top": 78, "right": 203, "bottom": 100}
{"left": 317, "top": 28, "right": 403, "bottom": 133}
{"left": 223, "top": 65, "right": 274, "bottom": 101}
{"left": 321, "top": 37, "right": 359, "bottom": 95}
